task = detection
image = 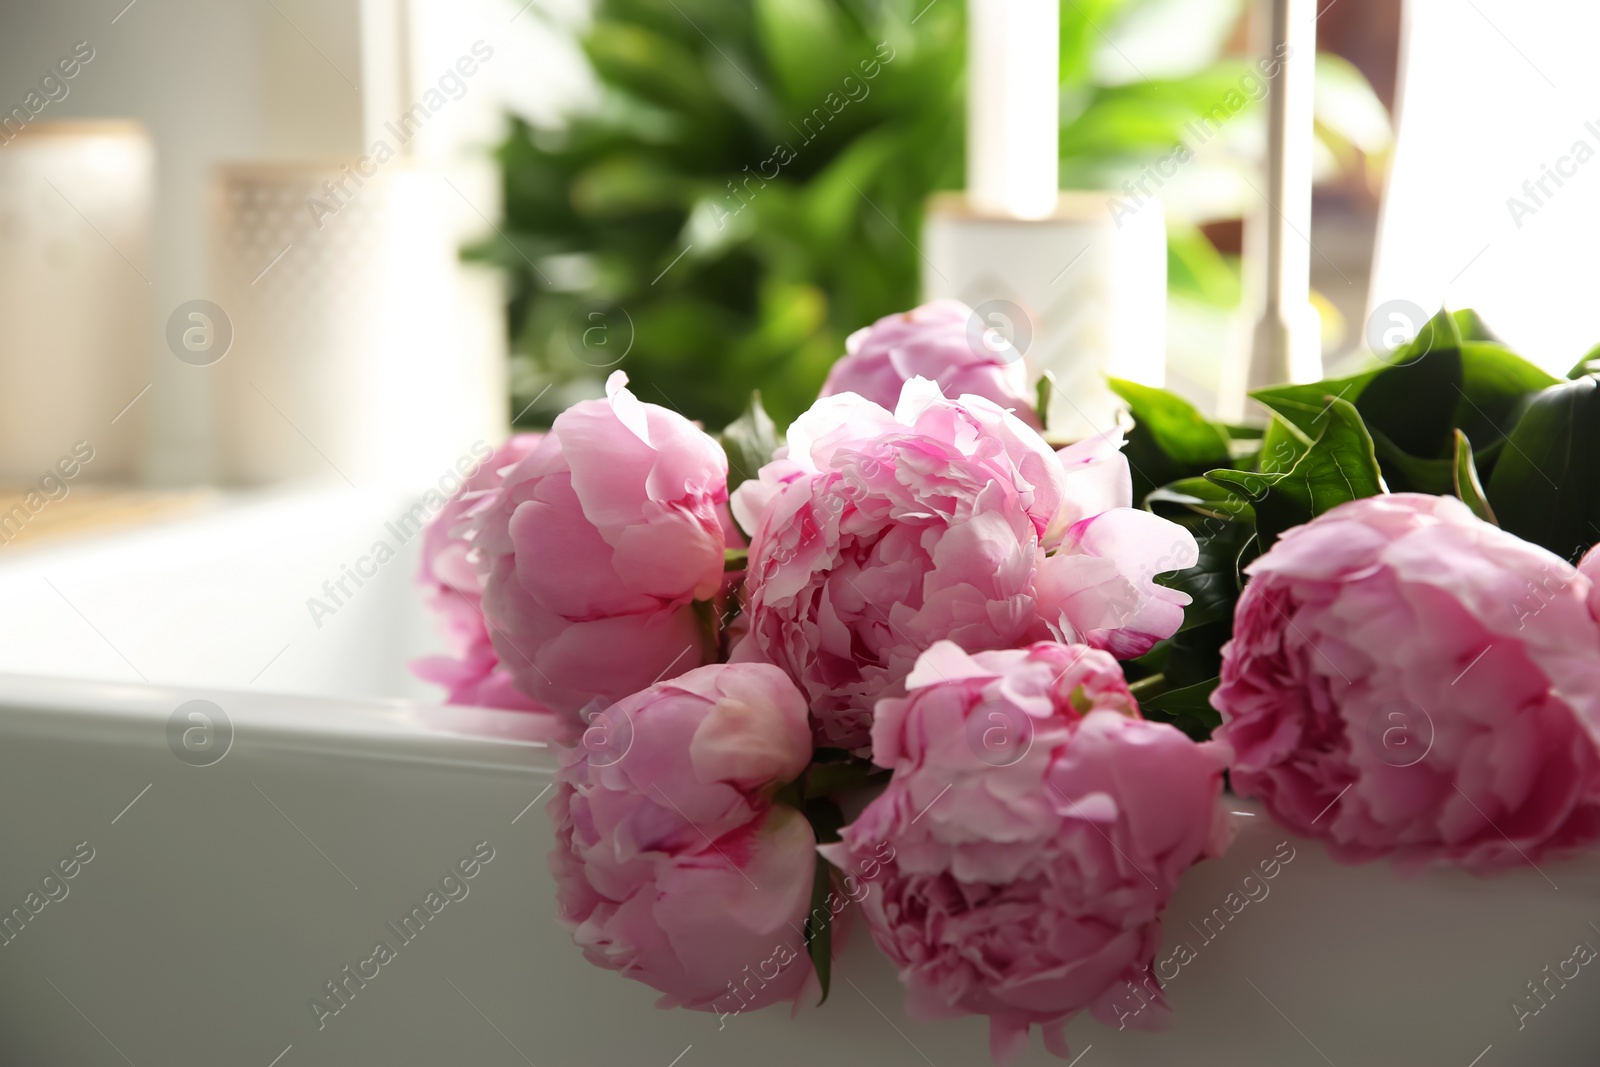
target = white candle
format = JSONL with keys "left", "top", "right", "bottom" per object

{"left": 966, "top": 0, "right": 1060, "bottom": 220}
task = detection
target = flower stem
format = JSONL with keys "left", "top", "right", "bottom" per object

{"left": 1128, "top": 673, "right": 1168, "bottom": 700}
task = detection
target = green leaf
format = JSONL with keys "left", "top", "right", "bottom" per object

{"left": 1249, "top": 371, "right": 1377, "bottom": 438}
{"left": 1452, "top": 309, "right": 1501, "bottom": 343}
{"left": 719, "top": 390, "right": 781, "bottom": 496}
{"left": 1108, "top": 377, "right": 1232, "bottom": 504}
{"left": 1109, "top": 378, "right": 1231, "bottom": 465}
{"left": 724, "top": 547, "right": 750, "bottom": 571}
{"left": 1356, "top": 307, "right": 1462, "bottom": 461}
{"left": 1138, "top": 676, "right": 1223, "bottom": 742}
{"left": 1369, "top": 429, "right": 1454, "bottom": 495}
{"left": 584, "top": 21, "right": 722, "bottom": 119}
{"left": 800, "top": 130, "right": 899, "bottom": 247}
{"left": 803, "top": 758, "right": 887, "bottom": 799}
{"left": 1146, "top": 477, "right": 1255, "bottom": 523}
{"left": 1156, "top": 519, "right": 1254, "bottom": 632}
{"left": 1205, "top": 467, "right": 1284, "bottom": 506}
{"left": 800, "top": 793, "right": 846, "bottom": 1005}
{"left": 802, "top": 794, "right": 845, "bottom": 844}
{"left": 1282, "top": 402, "right": 1388, "bottom": 508}
{"left": 1568, "top": 342, "right": 1600, "bottom": 380}
{"left": 754, "top": 0, "right": 848, "bottom": 105}
{"left": 803, "top": 853, "right": 834, "bottom": 1004}
{"left": 1208, "top": 397, "right": 1385, "bottom": 548}
{"left": 1453, "top": 429, "right": 1497, "bottom": 525}
{"left": 1258, "top": 415, "right": 1311, "bottom": 475}
{"left": 1485, "top": 376, "right": 1600, "bottom": 561}
{"left": 1454, "top": 341, "right": 1559, "bottom": 461}
{"left": 569, "top": 154, "right": 690, "bottom": 218}
{"left": 1166, "top": 222, "right": 1239, "bottom": 307}
{"left": 1036, "top": 369, "right": 1057, "bottom": 433}
{"left": 1160, "top": 618, "right": 1237, "bottom": 690}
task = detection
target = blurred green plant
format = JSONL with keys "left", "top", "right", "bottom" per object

{"left": 476, "top": 0, "right": 1389, "bottom": 430}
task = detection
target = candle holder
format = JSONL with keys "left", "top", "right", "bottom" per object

{"left": 921, "top": 191, "right": 1167, "bottom": 439}
{"left": 0, "top": 120, "right": 152, "bottom": 481}
{"left": 210, "top": 159, "right": 507, "bottom": 486}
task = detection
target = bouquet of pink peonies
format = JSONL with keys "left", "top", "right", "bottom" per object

{"left": 414, "top": 301, "right": 1600, "bottom": 1061}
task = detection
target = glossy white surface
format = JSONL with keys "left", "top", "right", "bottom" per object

{"left": 0, "top": 486, "right": 442, "bottom": 700}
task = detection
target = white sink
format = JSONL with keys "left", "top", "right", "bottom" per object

{"left": 0, "top": 491, "right": 1593, "bottom": 1065}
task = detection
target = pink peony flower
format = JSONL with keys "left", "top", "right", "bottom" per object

{"left": 731, "top": 378, "right": 1196, "bottom": 752}
{"left": 1580, "top": 543, "right": 1600, "bottom": 625}
{"left": 1214, "top": 493, "right": 1600, "bottom": 870}
{"left": 413, "top": 433, "right": 552, "bottom": 713}
{"left": 821, "top": 300, "right": 1040, "bottom": 428}
{"left": 474, "top": 372, "right": 729, "bottom": 725}
{"left": 549, "top": 663, "right": 818, "bottom": 1013}
{"left": 821, "top": 641, "right": 1232, "bottom": 1063}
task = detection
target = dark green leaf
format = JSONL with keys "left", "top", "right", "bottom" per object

{"left": 1249, "top": 372, "right": 1377, "bottom": 438}
{"left": 800, "top": 130, "right": 900, "bottom": 247}
{"left": 803, "top": 795, "right": 845, "bottom": 844}
{"left": 1369, "top": 428, "right": 1454, "bottom": 494}
{"left": 1398, "top": 306, "right": 1459, "bottom": 364}
{"left": 804, "top": 758, "right": 887, "bottom": 799}
{"left": 719, "top": 390, "right": 780, "bottom": 497}
{"left": 799, "top": 793, "right": 846, "bottom": 1003}
{"left": 1109, "top": 378, "right": 1232, "bottom": 465}
{"left": 584, "top": 21, "right": 722, "bottom": 119}
{"left": 1208, "top": 397, "right": 1385, "bottom": 548}
{"left": 1356, "top": 308, "right": 1462, "bottom": 460}
{"left": 1453, "top": 429, "right": 1497, "bottom": 525}
{"left": 1156, "top": 519, "right": 1254, "bottom": 632}
{"left": 1109, "top": 377, "right": 1232, "bottom": 504}
{"left": 1146, "top": 478, "right": 1255, "bottom": 523}
{"left": 1206, "top": 467, "right": 1286, "bottom": 506}
{"left": 1160, "top": 619, "right": 1236, "bottom": 690}
{"left": 1486, "top": 376, "right": 1600, "bottom": 561}
{"left": 1257, "top": 415, "right": 1311, "bottom": 475}
{"left": 802, "top": 853, "right": 835, "bottom": 1004}
{"left": 1453, "top": 341, "right": 1559, "bottom": 469}
{"left": 1268, "top": 396, "right": 1386, "bottom": 511}
{"left": 1138, "top": 676, "right": 1222, "bottom": 742}
{"left": 724, "top": 547, "right": 750, "bottom": 571}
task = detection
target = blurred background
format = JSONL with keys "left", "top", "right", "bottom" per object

{"left": 1, "top": 0, "right": 1597, "bottom": 503}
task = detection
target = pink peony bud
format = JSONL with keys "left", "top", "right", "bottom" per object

{"left": 549, "top": 663, "right": 818, "bottom": 1014}
{"left": 821, "top": 300, "right": 1040, "bottom": 428}
{"left": 474, "top": 373, "right": 729, "bottom": 726}
{"left": 822, "top": 641, "right": 1231, "bottom": 1063}
{"left": 1214, "top": 493, "right": 1600, "bottom": 870}
{"left": 413, "top": 433, "right": 552, "bottom": 713}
